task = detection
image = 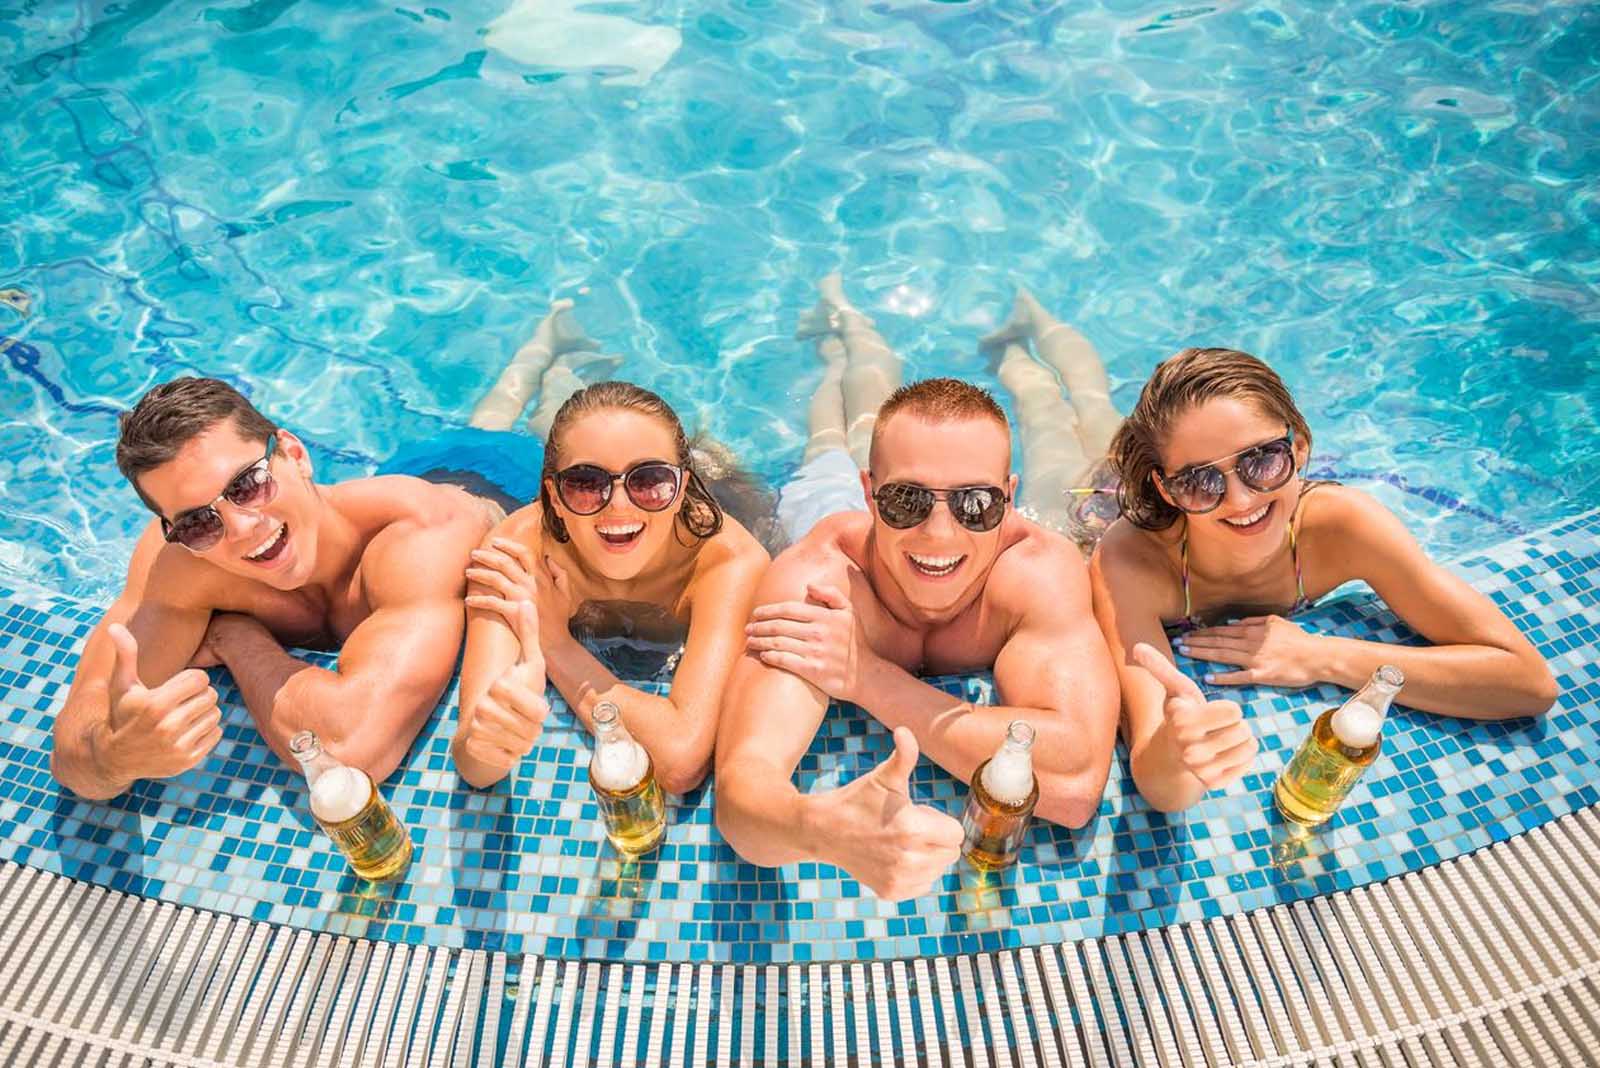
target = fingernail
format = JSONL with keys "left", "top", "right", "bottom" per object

{"left": 1204, "top": 674, "right": 1217, "bottom": 684}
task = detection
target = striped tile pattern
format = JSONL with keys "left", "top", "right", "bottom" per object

{"left": 1, "top": 804, "right": 1596, "bottom": 1066}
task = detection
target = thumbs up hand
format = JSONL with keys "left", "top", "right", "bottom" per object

{"left": 1132, "top": 642, "right": 1258, "bottom": 792}
{"left": 102, "top": 623, "right": 223, "bottom": 784}
{"left": 814, "top": 727, "right": 964, "bottom": 901}
{"left": 457, "top": 600, "right": 550, "bottom": 773}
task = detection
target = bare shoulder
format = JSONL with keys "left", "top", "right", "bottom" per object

{"left": 1090, "top": 517, "right": 1176, "bottom": 587}
{"left": 759, "top": 514, "right": 863, "bottom": 598}
{"left": 485, "top": 499, "right": 548, "bottom": 552}
{"left": 1299, "top": 483, "right": 1423, "bottom": 571}
{"left": 986, "top": 518, "right": 1088, "bottom": 620}
{"left": 691, "top": 515, "right": 771, "bottom": 581}
{"left": 353, "top": 478, "right": 496, "bottom": 599}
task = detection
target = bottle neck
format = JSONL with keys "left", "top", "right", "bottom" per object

{"left": 289, "top": 733, "right": 343, "bottom": 787}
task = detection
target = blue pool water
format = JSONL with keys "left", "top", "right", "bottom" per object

{"left": 2, "top": 1, "right": 1598, "bottom": 600}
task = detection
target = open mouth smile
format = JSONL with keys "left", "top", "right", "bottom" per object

{"left": 243, "top": 522, "right": 289, "bottom": 564}
{"left": 596, "top": 521, "right": 645, "bottom": 553}
{"left": 1219, "top": 501, "right": 1274, "bottom": 534}
{"left": 906, "top": 552, "right": 965, "bottom": 579}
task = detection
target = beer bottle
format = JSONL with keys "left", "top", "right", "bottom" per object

{"left": 960, "top": 721, "right": 1039, "bottom": 871}
{"left": 288, "top": 730, "right": 413, "bottom": 881}
{"left": 1275, "top": 665, "right": 1404, "bottom": 826}
{"left": 588, "top": 701, "right": 665, "bottom": 856}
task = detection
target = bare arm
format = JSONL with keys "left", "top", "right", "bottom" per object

{"left": 1179, "top": 489, "right": 1558, "bottom": 719}
{"left": 1090, "top": 533, "right": 1255, "bottom": 813}
{"left": 541, "top": 539, "right": 768, "bottom": 795}
{"left": 210, "top": 519, "right": 477, "bottom": 781}
{"left": 716, "top": 544, "right": 963, "bottom": 900}
{"left": 51, "top": 526, "right": 221, "bottom": 800}
{"left": 851, "top": 539, "right": 1120, "bottom": 827}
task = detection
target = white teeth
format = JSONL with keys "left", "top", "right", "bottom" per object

{"left": 597, "top": 523, "right": 644, "bottom": 536}
{"left": 245, "top": 523, "right": 285, "bottom": 560}
{"left": 1222, "top": 505, "right": 1271, "bottom": 527}
{"left": 908, "top": 553, "right": 964, "bottom": 575}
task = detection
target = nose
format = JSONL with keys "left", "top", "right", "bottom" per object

{"left": 220, "top": 501, "right": 263, "bottom": 544}
{"left": 921, "top": 497, "right": 961, "bottom": 538}
{"left": 1221, "top": 468, "right": 1257, "bottom": 511}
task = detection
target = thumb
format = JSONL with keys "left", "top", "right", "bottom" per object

{"left": 806, "top": 583, "right": 850, "bottom": 611}
{"left": 107, "top": 623, "right": 142, "bottom": 697}
{"left": 544, "top": 555, "right": 571, "bottom": 593}
{"left": 513, "top": 601, "right": 541, "bottom": 664}
{"left": 1131, "top": 641, "right": 1204, "bottom": 705}
{"left": 872, "top": 726, "right": 919, "bottom": 794}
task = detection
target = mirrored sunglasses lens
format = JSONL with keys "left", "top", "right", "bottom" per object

{"left": 877, "top": 484, "right": 934, "bottom": 528}
{"left": 223, "top": 465, "right": 275, "bottom": 509}
{"left": 556, "top": 468, "right": 612, "bottom": 514}
{"left": 1239, "top": 440, "right": 1293, "bottom": 490}
{"left": 1171, "top": 469, "right": 1225, "bottom": 512}
{"left": 624, "top": 464, "right": 680, "bottom": 510}
{"left": 171, "top": 508, "right": 224, "bottom": 550}
{"left": 951, "top": 487, "right": 1005, "bottom": 531}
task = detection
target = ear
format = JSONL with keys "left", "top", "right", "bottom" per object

{"left": 1150, "top": 469, "right": 1176, "bottom": 509}
{"left": 276, "top": 430, "right": 314, "bottom": 480}
{"left": 859, "top": 468, "right": 875, "bottom": 513}
{"left": 1293, "top": 435, "right": 1310, "bottom": 474}
{"left": 1006, "top": 472, "right": 1019, "bottom": 500}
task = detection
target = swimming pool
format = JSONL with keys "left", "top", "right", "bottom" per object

{"left": 2, "top": 0, "right": 1598, "bottom": 1063}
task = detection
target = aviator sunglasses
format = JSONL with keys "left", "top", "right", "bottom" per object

{"left": 872, "top": 482, "right": 1010, "bottom": 533}
{"left": 161, "top": 433, "right": 280, "bottom": 551}
{"left": 551, "top": 460, "right": 684, "bottom": 515}
{"left": 1156, "top": 428, "right": 1297, "bottom": 514}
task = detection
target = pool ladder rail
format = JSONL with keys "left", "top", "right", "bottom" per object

{"left": 0, "top": 805, "right": 1597, "bottom": 1066}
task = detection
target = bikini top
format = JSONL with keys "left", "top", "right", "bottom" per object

{"left": 1167, "top": 481, "right": 1333, "bottom": 635}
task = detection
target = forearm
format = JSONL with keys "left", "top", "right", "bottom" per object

{"left": 713, "top": 756, "right": 825, "bottom": 867}
{"left": 1315, "top": 636, "right": 1557, "bottom": 719}
{"left": 51, "top": 686, "right": 130, "bottom": 801}
{"left": 852, "top": 658, "right": 1106, "bottom": 826}
{"left": 543, "top": 633, "right": 711, "bottom": 794}
{"left": 214, "top": 625, "right": 423, "bottom": 778}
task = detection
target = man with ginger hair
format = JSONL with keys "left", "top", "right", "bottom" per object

{"left": 51, "top": 377, "right": 496, "bottom": 800}
{"left": 715, "top": 376, "right": 1121, "bottom": 901}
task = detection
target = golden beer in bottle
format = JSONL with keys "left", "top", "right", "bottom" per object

{"left": 960, "top": 721, "right": 1039, "bottom": 871}
{"left": 1275, "top": 665, "right": 1404, "bottom": 826}
{"left": 588, "top": 701, "right": 665, "bottom": 856}
{"left": 289, "top": 730, "right": 413, "bottom": 881}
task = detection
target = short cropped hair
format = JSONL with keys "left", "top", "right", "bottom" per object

{"left": 1107, "top": 348, "right": 1312, "bottom": 530}
{"left": 116, "top": 377, "right": 277, "bottom": 512}
{"left": 870, "top": 377, "right": 1010, "bottom": 469}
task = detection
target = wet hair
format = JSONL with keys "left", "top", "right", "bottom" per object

{"left": 116, "top": 377, "right": 278, "bottom": 513}
{"left": 870, "top": 377, "right": 1010, "bottom": 468}
{"left": 1107, "top": 347, "right": 1312, "bottom": 531}
{"left": 539, "top": 380, "right": 724, "bottom": 544}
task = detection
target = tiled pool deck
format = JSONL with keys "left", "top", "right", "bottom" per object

{"left": 0, "top": 510, "right": 1595, "bottom": 966}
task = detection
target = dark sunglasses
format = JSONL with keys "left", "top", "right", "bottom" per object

{"left": 161, "top": 433, "right": 280, "bottom": 551}
{"left": 551, "top": 460, "right": 684, "bottom": 516}
{"left": 1156, "top": 429, "right": 1297, "bottom": 514}
{"left": 872, "top": 481, "right": 1009, "bottom": 533}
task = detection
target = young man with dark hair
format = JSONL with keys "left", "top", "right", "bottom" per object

{"left": 52, "top": 377, "right": 497, "bottom": 800}
{"left": 715, "top": 292, "right": 1121, "bottom": 902}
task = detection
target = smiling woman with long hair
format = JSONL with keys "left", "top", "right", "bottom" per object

{"left": 451, "top": 380, "right": 770, "bottom": 793}
{"left": 1089, "top": 347, "right": 1558, "bottom": 814}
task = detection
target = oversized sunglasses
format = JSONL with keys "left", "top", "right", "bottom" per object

{"left": 872, "top": 482, "right": 1009, "bottom": 533}
{"left": 551, "top": 460, "right": 684, "bottom": 516}
{"left": 161, "top": 433, "right": 279, "bottom": 551}
{"left": 1156, "top": 429, "right": 1297, "bottom": 514}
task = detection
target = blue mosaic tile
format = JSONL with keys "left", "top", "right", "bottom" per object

{"left": 0, "top": 509, "right": 1595, "bottom": 963}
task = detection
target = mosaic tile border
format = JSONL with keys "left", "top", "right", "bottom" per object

{"left": 0, "top": 509, "right": 1595, "bottom": 964}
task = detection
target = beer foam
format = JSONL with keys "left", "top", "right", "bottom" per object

{"left": 592, "top": 740, "right": 649, "bottom": 791}
{"left": 1331, "top": 701, "right": 1384, "bottom": 749}
{"left": 311, "top": 766, "right": 371, "bottom": 823}
{"left": 981, "top": 751, "right": 1035, "bottom": 804}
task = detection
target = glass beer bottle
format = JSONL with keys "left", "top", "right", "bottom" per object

{"left": 1275, "top": 665, "right": 1404, "bottom": 826}
{"left": 589, "top": 701, "right": 665, "bottom": 856}
{"left": 960, "top": 721, "right": 1039, "bottom": 871}
{"left": 289, "top": 730, "right": 413, "bottom": 881}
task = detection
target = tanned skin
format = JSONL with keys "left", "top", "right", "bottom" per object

{"left": 715, "top": 412, "right": 1120, "bottom": 901}
{"left": 51, "top": 418, "right": 494, "bottom": 800}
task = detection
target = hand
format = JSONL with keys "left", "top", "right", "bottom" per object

{"left": 1175, "top": 615, "right": 1322, "bottom": 688}
{"left": 814, "top": 727, "right": 964, "bottom": 901}
{"left": 103, "top": 623, "right": 222, "bottom": 783}
{"left": 745, "top": 584, "right": 872, "bottom": 703}
{"left": 467, "top": 538, "right": 575, "bottom": 645}
{"left": 457, "top": 601, "right": 550, "bottom": 773}
{"left": 1132, "top": 642, "right": 1257, "bottom": 793}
